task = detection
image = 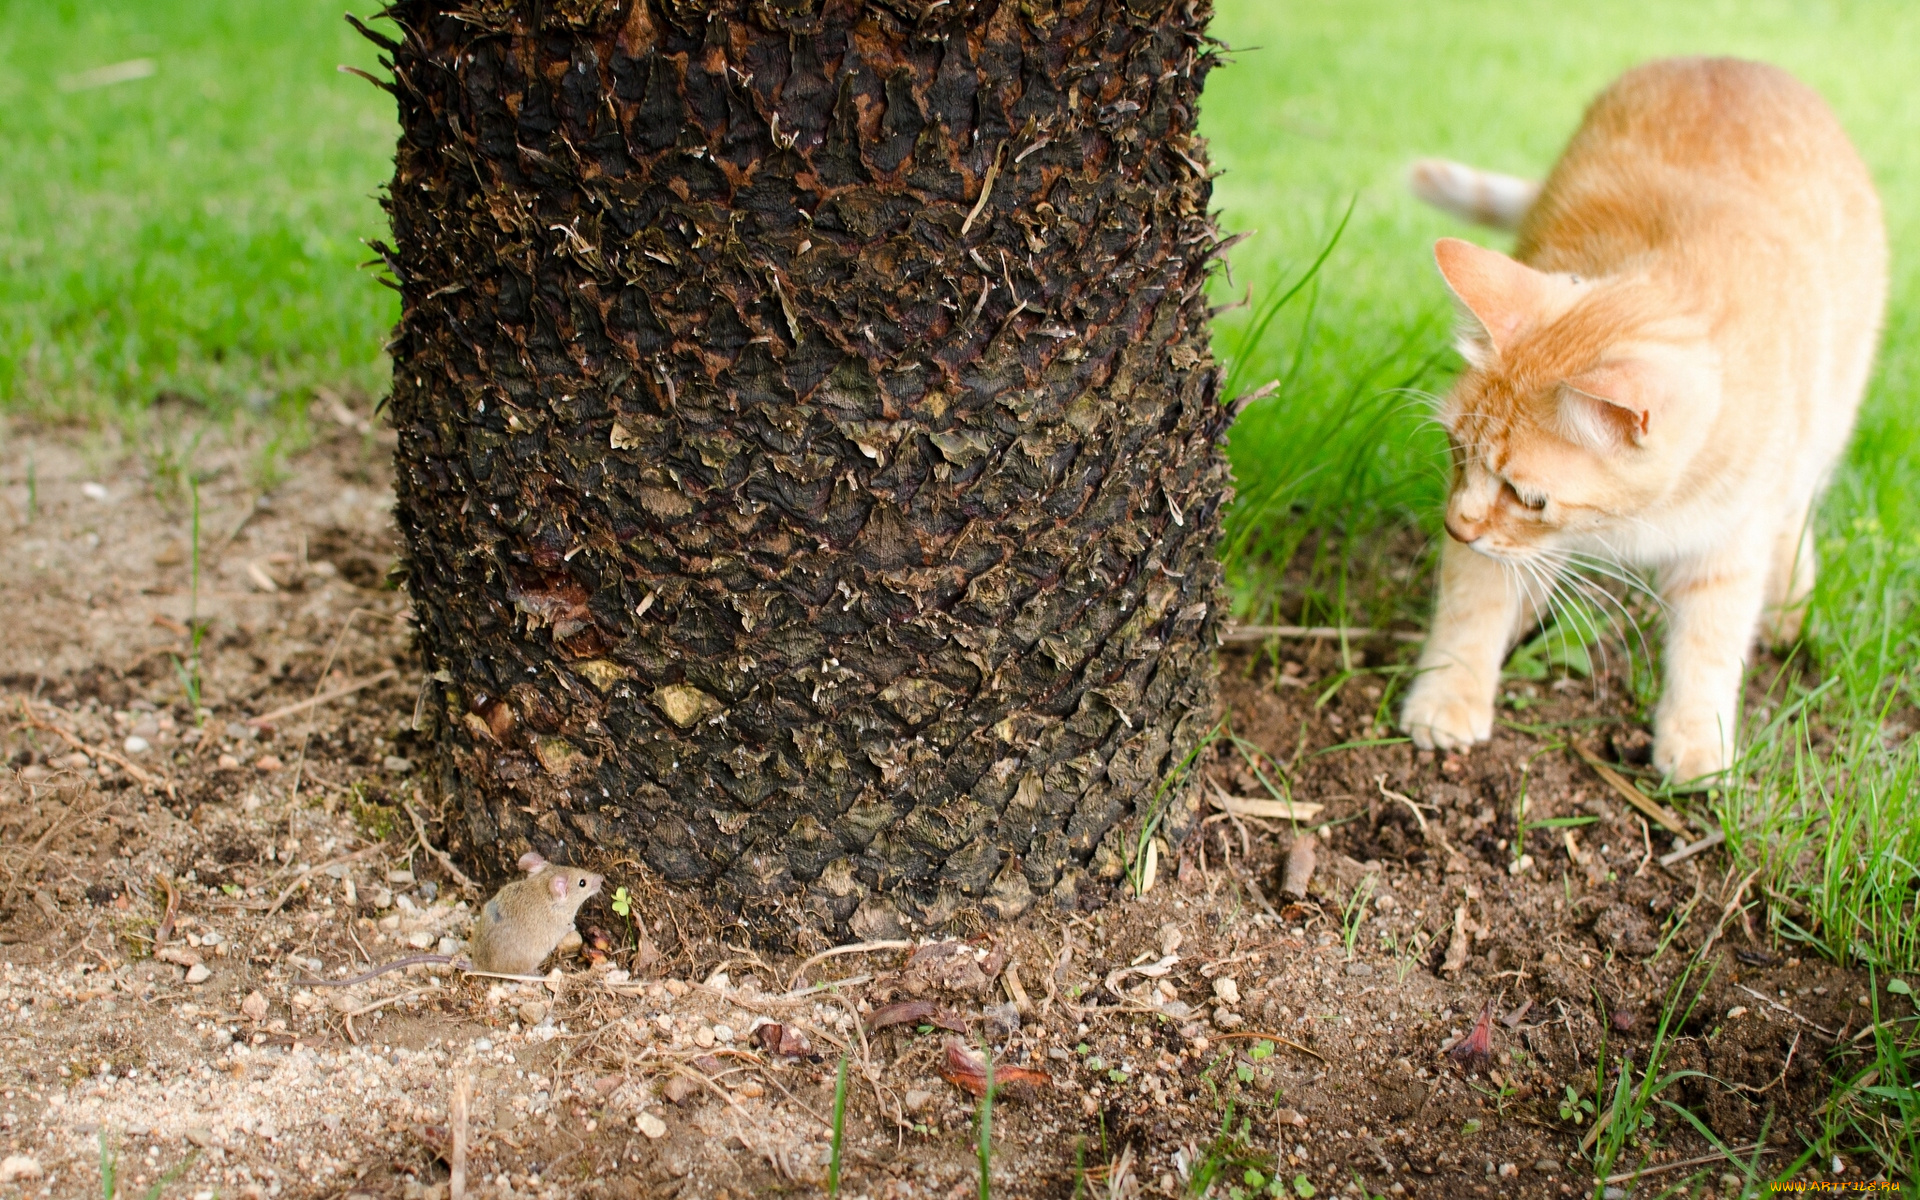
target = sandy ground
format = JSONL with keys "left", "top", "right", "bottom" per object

{"left": 0, "top": 413, "right": 1897, "bottom": 1199}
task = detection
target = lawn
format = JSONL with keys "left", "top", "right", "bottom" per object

{"left": 1, "top": 0, "right": 1916, "bottom": 1180}
{"left": 0, "top": 0, "right": 396, "bottom": 417}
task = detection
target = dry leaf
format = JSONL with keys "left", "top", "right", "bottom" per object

{"left": 937, "top": 1038, "right": 1050, "bottom": 1098}
{"left": 1280, "top": 834, "right": 1317, "bottom": 899}
{"left": 1447, "top": 999, "right": 1495, "bottom": 1073}
{"left": 752, "top": 1022, "right": 814, "bottom": 1057}
{"left": 866, "top": 1000, "right": 937, "bottom": 1032}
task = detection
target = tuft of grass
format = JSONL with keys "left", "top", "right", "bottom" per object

{"left": 1338, "top": 874, "right": 1373, "bottom": 958}
{"left": 0, "top": 1, "right": 397, "bottom": 420}
{"left": 827, "top": 1053, "right": 849, "bottom": 1197}
{"left": 1183, "top": 1099, "right": 1288, "bottom": 1198}
{"left": 1582, "top": 960, "right": 1720, "bottom": 1182}
{"left": 1815, "top": 974, "right": 1920, "bottom": 1181}
{"left": 1128, "top": 721, "right": 1223, "bottom": 896}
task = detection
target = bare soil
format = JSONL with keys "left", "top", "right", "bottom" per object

{"left": 0, "top": 416, "right": 1899, "bottom": 1200}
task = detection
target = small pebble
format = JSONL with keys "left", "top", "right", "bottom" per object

{"left": 518, "top": 1001, "right": 549, "bottom": 1025}
{"left": 1602, "top": 1188, "right": 1629, "bottom": 1200}
{"left": 712, "top": 1023, "right": 735, "bottom": 1043}
{"left": 1498, "top": 1163, "right": 1518, "bottom": 1177}
{"left": 254, "top": 754, "right": 284, "bottom": 773}
{"left": 1344, "top": 962, "right": 1374, "bottom": 977}
{"left": 1212, "top": 977, "right": 1240, "bottom": 1005}
{"left": 663, "top": 1076, "right": 697, "bottom": 1105}
{"left": 383, "top": 755, "right": 413, "bottom": 773}
{"left": 0, "top": 1155, "right": 43, "bottom": 1183}
{"left": 123, "top": 735, "right": 150, "bottom": 755}
{"left": 185, "top": 964, "right": 211, "bottom": 984}
{"left": 408, "top": 930, "right": 434, "bottom": 950}
{"left": 635, "top": 1112, "right": 667, "bottom": 1139}
{"left": 81, "top": 482, "right": 109, "bottom": 501}
{"left": 1720, "top": 1173, "right": 1743, "bottom": 1191}
{"left": 903, "top": 1088, "right": 934, "bottom": 1112}
{"left": 217, "top": 754, "right": 240, "bottom": 770}
{"left": 693, "top": 1025, "right": 716, "bottom": 1048}
{"left": 388, "top": 869, "right": 416, "bottom": 886}
{"left": 1534, "top": 1159, "right": 1561, "bottom": 1173}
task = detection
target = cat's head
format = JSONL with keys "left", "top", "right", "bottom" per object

{"left": 1429, "top": 237, "right": 1719, "bottom": 562}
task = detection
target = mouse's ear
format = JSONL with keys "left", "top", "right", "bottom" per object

{"left": 548, "top": 872, "right": 570, "bottom": 899}
{"left": 517, "top": 851, "right": 548, "bottom": 873}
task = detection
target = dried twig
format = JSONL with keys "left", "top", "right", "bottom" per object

{"left": 261, "top": 843, "right": 383, "bottom": 917}
{"left": 345, "top": 988, "right": 436, "bottom": 1044}
{"left": 1221, "top": 624, "right": 1422, "bottom": 645}
{"left": 1210, "top": 779, "right": 1322, "bottom": 822}
{"left": 1376, "top": 774, "right": 1459, "bottom": 859}
{"left": 450, "top": 1066, "right": 470, "bottom": 1200}
{"left": 1602, "top": 1143, "right": 1772, "bottom": 1186}
{"left": 1, "top": 798, "right": 100, "bottom": 909}
{"left": 1211, "top": 1030, "right": 1326, "bottom": 1063}
{"left": 1658, "top": 829, "right": 1725, "bottom": 868}
{"left": 959, "top": 141, "right": 1006, "bottom": 237}
{"left": 1695, "top": 868, "right": 1761, "bottom": 964}
{"left": 18, "top": 700, "right": 174, "bottom": 797}
{"left": 404, "top": 801, "right": 480, "bottom": 898}
{"left": 786, "top": 939, "right": 913, "bottom": 991}
{"left": 246, "top": 668, "right": 398, "bottom": 728}
{"left": 1573, "top": 744, "right": 1691, "bottom": 837}
{"left": 1735, "top": 983, "right": 1839, "bottom": 1040}
{"left": 154, "top": 874, "right": 180, "bottom": 946}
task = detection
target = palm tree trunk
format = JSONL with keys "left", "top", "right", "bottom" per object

{"left": 373, "top": 0, "right": 1230, "bottom": 939}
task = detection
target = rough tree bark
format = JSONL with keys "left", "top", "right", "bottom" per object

{"left": 374, "top": 0, "right": 1233, "bottom": 941}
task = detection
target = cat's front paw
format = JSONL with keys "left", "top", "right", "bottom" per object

{"left": 1400, "top": 672, "right": 1494, "bottom": 751}
{"left": 1652, "top": 720, "right": 1730, "bottom": 783}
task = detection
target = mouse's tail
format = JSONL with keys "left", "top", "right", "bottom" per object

{"left": 1407, "top": 158, "right": 1539, "bottom": 232}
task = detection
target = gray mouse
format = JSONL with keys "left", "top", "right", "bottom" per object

{"left": 301, "top": 852, "right": 603, "bottom": 987}
{"left": 468, "top": 851, "right": 604, "bottom": 974}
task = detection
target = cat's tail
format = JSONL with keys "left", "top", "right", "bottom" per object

{"left": 1407, "top": 158, "right": 1539, "bottom": 231}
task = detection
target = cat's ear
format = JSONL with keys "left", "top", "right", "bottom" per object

{"left": 1560, "top": 361, "right": 1653, "bottom": 447}
{"left": 1433, "top": 237, "right": 1554, "bottom": 361}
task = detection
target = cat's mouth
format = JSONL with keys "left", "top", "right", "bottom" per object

{"left": 1464, "top": 536, "right": 1552, "bottom": 566}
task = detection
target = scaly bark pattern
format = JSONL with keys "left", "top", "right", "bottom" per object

{"left": 376, "top": 0, "right": 1231, "bottom": 938}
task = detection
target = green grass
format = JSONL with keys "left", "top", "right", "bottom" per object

{"left": 0, "top": 0, "right": 396, "bottom": 417}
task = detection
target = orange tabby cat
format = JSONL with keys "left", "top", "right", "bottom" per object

{"left": 1400, "top": 58, "right": 1886, "bottom": 781}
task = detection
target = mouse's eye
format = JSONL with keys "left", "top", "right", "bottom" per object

{"left": 578, "top": 877, "right": 588, "bottom": 887}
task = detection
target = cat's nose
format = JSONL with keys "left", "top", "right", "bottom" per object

{"left": 1445, "top": 513, "right": 1485, "bottom": 544}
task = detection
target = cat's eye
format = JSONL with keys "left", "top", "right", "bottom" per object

{"left": 1504, "top": 480, "right": 1547, "bottom": 511}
